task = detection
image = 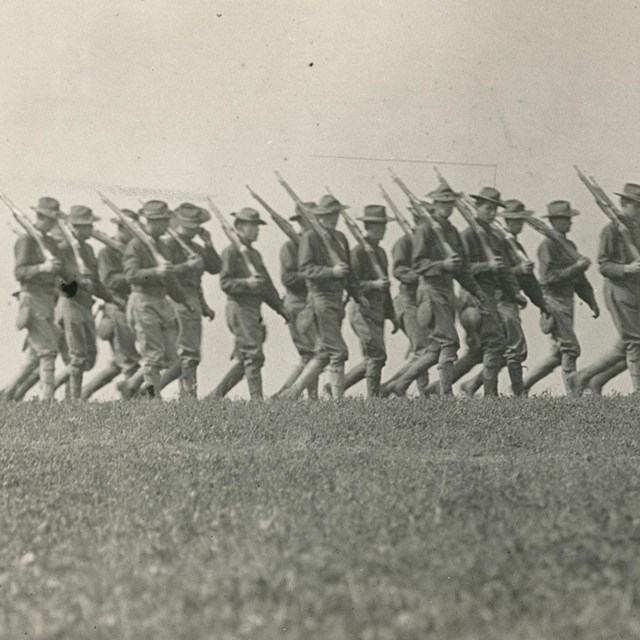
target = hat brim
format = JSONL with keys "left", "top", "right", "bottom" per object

{"left": 232, "top": 215, "right": 267, "bottom": 225}
{"left": 357, "top": 216, "right": 396, "bottom": 223}
{"left": 71, "top": 215, "right": 101, "bottom": 225}
{"left": 542, "top": 210, "right": 580, "bottom": 218}
{"left": 289, "top": 214, "right": 302, "bottom": 222}
{"left": 470, "top": 195, "right": 506, "bottom": 208}
{"left": 498, "top": 210, "right": 534, "bottom": 219}
{"left": 614, "top": 192, "right": 640, "bottom": 205}
{"left": 31, "top": 206, "right": 61, "bottom": 219}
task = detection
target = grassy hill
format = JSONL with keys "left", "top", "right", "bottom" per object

{"left": 1, "top": 397, "right": 639, "bottom": 639}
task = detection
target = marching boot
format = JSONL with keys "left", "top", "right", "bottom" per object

{"left": 80, "top": 362, "right": 121, "bottom": 400}
{"left": 208, "top": 361, "right": 245, "bottom": 399}
{"left": 365, "top": 369, "right": 382, "bottom": 398}
{"left": 13, "top": 370, "right": 40, "bottom": 401}
{"left": 245, "top": 368, "right": 264, "bottom": 401}
{"left": 437, "top": 361, "right": 455, "bottom": 396}
{"left": 460, "top": 370, "right": 483, "bottom": 397}
{"left": 344, "top": 361, "right": 367, "bottom": 393}
{"left": 277, "top": 358, "right": 325, "bottom": 400}
{"left": 482, "top": 366, "right": 500, "bottom": 397}
{"left": 416, "top": 373, "right": 431, "bottom": 397}
{"left": 423, "top": 349, "right": 483, "bottom": 396}
{"left": 142, "top": 368, "right": 162, "bottom": 399}
{"left": 159, "top": 360, "right": 182, "bottom": 392}
{"left": 522, "top": 355, "right": 560, "bottom": 393}
{"left": 68, "top": 369, "right": 83, "bottom": 400}
{"left": 179, "top": 363, "right": 198, "bottom": 399}
{"left": 507, "top": 362, "right": 525, "bottom": 397}
{"left": 329, "top": 367, "right": 346, "bottom": 400}
{"left": 305, "top": 376, "right": 319, "bottom": 400}
{"left": 589, "top": 361, "right": 627, "bottom": 395}
{"left": 4, "top": 362, "right": 40, "bottom": 400}
{"left": 272, "top": 362, "right": 305, "bottom": 398}
{"left": 568, "top": 349, "right": 625, "bottom": 396}
{"left": 117, "top": 369, "right": 145, "bottom": 399}
{"left": 388, "top": 352, "right": 439, "bottom": 397}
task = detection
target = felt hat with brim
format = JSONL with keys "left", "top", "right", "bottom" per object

{"left": 498, "top": 199, "right": 534, "bottom": 219}
{"left": 470, "top": 187, "right": 506, "bottom": 207}
{"left": 139, "top": 200, "right": 173, "bottom": 220}
{"left": 427, "top": 185, "right": 460, "bottom": 203}
{"left": 543, "top": 200, "right": 580, "bottom": 218}
{"left": 232, "top": 207, "right": 266, "bottom": 225}
{"left": 291, "top": 201, "right": 316, "bottom": 221}
{"left": 31, "top": 196, "right": 62, "bottom": 218}
{"left": 112, "top": 209, "right": 138, "bottom": 226}
{"left": 316, "top": 194, "right": 349, "bottom": 215}
{"left": 357, "top": 204, "right": 395, "bottom": 223}
{"left": 69, "top": 205, "right": 100, "bottom": 226}
{"left": 614, "top": 183, "right": 640, "bottom": 205}
{"left": 175, "top": 202, "right": 211, "bottom": 227}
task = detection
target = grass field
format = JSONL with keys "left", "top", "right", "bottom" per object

{"left": 1, "top": 397, "right": 640, "bottom": 639}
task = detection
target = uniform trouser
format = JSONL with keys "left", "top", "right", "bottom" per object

{"left": 418, "top": 281, "right": 460, "bottom": 366}
{"left": 308, "top": 291, "right": 348, "bottom": 372}
{"left": 102, "top": 303, "right": 139, "bottom": 376}
{"left": 57, "top": 297, "right": 97, "bottom": 374}
{"left": 284, "top": 294, "right": 316, "bottom": 361}
{"left": 17, "top": 290, "right": 59, "bottom": 393}
{"left": 497, "top": 301, "right": 527, "bottom": 366}
{"left": 546, "top": 294, "right": 580, "bottom": 372}
{"left": 603, "top": 284, "right": 640, "bottom": 386}
{"left": 477, "top": 293, "right": 507, "bottom": 369}
{"left": 174, "top": 293, "right": 203, "bottom": 378}
{"left": 347, "top": 299, "right": 387, "bottom": 381}
{"left": 128, "top": 292, "right": 178, "bottom": 387}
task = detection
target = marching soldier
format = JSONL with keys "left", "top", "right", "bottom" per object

{"left": 569, "top": 339, "right": 627, "bottom": 396}
{"left": 83, "top": 209, "right": 141, "bottom": 399}
{"left": 122, "top": 200, "right": 191, "bottom": 399}
{"left": 280, "top": 194, "right": 367, "bottom": 400}
{"left": 523, "top": 201, "right": 599, "bottom": 394}
{"left": 216, "top": 207, "right": 290, "bottom": 400}
{"left": 57, "top": 205, "right": 112, "bottom": 399}
{"left": 272, "top": 202, "right": 319, "bottom": 399}
{"left": 596, "top": 183, "right": 640, "bottom": 391}
{"left": 163, "top": 203, "right": 221, "bottom": 397}
{"left": 342, "top": 205, "right": 398, "bottom": 397}
{"left": 5, "top": 197, "right": 64, "bottom": 400}
{"left": 387, "top": 185, "right": 486, "bottom": 396}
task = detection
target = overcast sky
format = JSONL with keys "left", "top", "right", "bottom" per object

{"left": 0, "top": 0, "right": 638, "bottom": 397}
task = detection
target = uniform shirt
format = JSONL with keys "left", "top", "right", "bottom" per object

{"left": 350, "top": 238, "right": 395, "bottom": 320}
{"left": 298, "top": 227, "right": 362, "bottom": 300}
{"left": 280, "top": 237, "right": 307, "bottom": 298}
{"left": 537, "top": 237, "right": 596, "bottom": 306}
{"left": 412, "top": 218, "right": 484, "bottom": 298}
{"left": 165, "top": 235, "right": 222, "bottom": 295}
{"left": 98, "top": 244, "right": 129, "bottom": 301}
{"left": 598, "top": 220, "right": 640, "bottom": 296}
{"left": 123, "top": 236, "right": 188, "bottom": 304}
{"left": 461, "top": 220, "right": 520, "bottom": 302}
{"left": 220, "top": 242, "right": 284, "bottom": 314}
{"left": 59, "top": 240, "right": 111, "bottom": 309}
{"left": 392, "top": 234, "right": 419, "bottom": 302}
{"left": 506, "top": 235, "right": 547, "bottom": 310}
{"left": 14, "top": 233, "right": 62, "bottom": 293}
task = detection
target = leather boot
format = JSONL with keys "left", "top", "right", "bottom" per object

{"left": 208, "top": 361, "right": 245, "bottom": 399}
{"left": 344, "top": 361, "right": 367, "bottom": 393}
{"left": 460, "top": 370, "right": 483, "bottom": 397}
{"left": 69, "top": 369, "right": 83, "bottom": 400}
{"left": 482, "top": 366, "right": 500, "bottom": 397}
{"left": 507, "top": 362, "right": 525, "bottom": 397}
{"left": 365, "top": 373, "right": 381, "bottom": 398}
{"left": 389, "top": 352, "right": 439, "bottom": 397}
{"left": 416, "top": 373, "right": 430, "bottom": 397}
{"left": 589, "top": 361, "right": 627, "bottom": 395}
{"left": 277, "top": 358, "right": 325, "bottom": 400}
{"left": 329, "top": 367, "right": 346, "bottom": 400}
{"left": 39, "top": 356, "right": 56, "bottom": 401}
{"left": 522, "top": 355, "right": 561, "bottom": 393}
{"left": 117, "top": 369, "right": 145, "bottom": 399}
{"left": 81, "top": 362, "right": 121, "bottom": 400}
{"left": 437, "top": 361, "right": 455, "bottom": 396}
{"left": 159, "top": 360, "right": 181, "bottom": 392}
{"left": 179, "top": 368, "right": 198, "bottom": 398}
{"left": 143, "top": 368, "right": 162, "bottom": 399}
{"left": 305, "top": 377, "right": 319, "bottom": 400}
{"left": 245, "top": 368, "right": 264, "bottom": 401}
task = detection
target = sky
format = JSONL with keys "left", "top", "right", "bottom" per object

{"left": 0, "top": 0, "right": 638, "bottom": 397}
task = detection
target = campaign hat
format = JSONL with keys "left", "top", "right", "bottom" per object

{"left": 498, "top": 199, "right": 534, "bottom": 219}
{"left": 357, "top": 204, "right": 395, "bottom": 223}
{"left": 291, "top": 201, "right": 316, "bottom": 221}
{"left": 31, "top": 197, "right": 62, "bottom": 218}
{"left": 316, "top": 194, "right": 349, "bottom": 215}
{"left": 139, "top": 200, "right": 173, "bottom": 220}
{"left": 470, "top": 187, "right": 506, "bottom": 207}
{"left": 69, "top": 205, "right": 100, "bottom": 226}
{"left": 232, "top": 207, "right": 266, "bottom": 225}
{"left": 614, "top": 183, "right": 640, "bottom": 205}
{"left": 175, "top": 202, "right": 211, "bottom": 228}
{"left": 112, "top": 208, "right": 139, "bottom": 226}
{"left": 427, "top": 185, "right": 459, "bottom": 203}
{"left": 543, "top": 200, "right": 580, "bottom": 218}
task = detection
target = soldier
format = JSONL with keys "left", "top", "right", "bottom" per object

{"left": 460, "top": 199, "right": 548, "bottom": 396}
{"left": 569, "top": 339, "right": 627, "bottom": 396}
{"left": 386, "top": 185, "right": 486, "bottom": 396}
{"left": 460, "top": 187, "right": 521, "bottom": 396}
{"left": 163, "top": 203, "right": 221, "bottom": 397}
{"left": 57, "top": 205, "right": 112, "bottom": 399}
{"left": 596, "top": 183, "right": 640, "bottom": 391}
{"left": 279, "top": 194, "right": 367, "bottom": 400}
{"left": 83, "top": 209, "right": 141, "bottom": 399}
{"left": 123, "top": 200, "right": 191, "bottom": 399}
{"left": 342, "top": 205, "right": 398, "bottom": 397}
{"left": 523, "top": 201, "right": 599, "bottom": 394}
{"left": 5, "top": 197, "right": 64, "bottom": 400}
{"left": 272, "top": 202, "right": 319, "bottom": 399}
{"left": 216, "top": 207, "right": 290, "bottom": 400}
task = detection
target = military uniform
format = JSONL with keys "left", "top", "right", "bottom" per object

{"left": 219, "top": 208, "right": 287, "bottom": 400}
{"left": 597, "top": 183, "right": 640, "bottom": 391}
{"left": 123, "top": 201, "right": 189, "bottom": 398}
{"left": 165, "top": 204, "right": 222, "bottom": 397}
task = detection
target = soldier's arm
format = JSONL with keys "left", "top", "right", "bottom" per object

{"left": 392, "top": 236, "right": 418, "bottom": 284}
{"left": 219, "top": 246, "right": 254, "bottom": 294}
{"left": 85, "top": 246, "right": 112, "bottom": 302}
{"left": 123, "top": 240, "right": 163, "bottom": 285}
{"left": 14, "top": 236, "right": 47, "bottom": 282}
{"left": 537, "top": 240, "right": 583, "bottom": 284}
{"left": 201, "top": 243, "right": 222, "bottom": 275}
{"left": 350, "top": 245, "right": 376, "bottom": 291}
{"left": 298, "top": 232, "right": 335, "bottom": 281}
{"left": 519, "top": 273, "right": 547, "bottom": 311}
{"left": 280, "top": 241, "right": 306, "bottom": 289}
{"left": 497, "top": 242, "right": 521, "bottom": 302}
{"left": 598, "top": 224, "right": 629, "bottom": 280}
{"left": 98, "top": 247, "right": 129, "bottom": 296}
{"left": 412, "top": 226, "right": 449, "bottom": 276}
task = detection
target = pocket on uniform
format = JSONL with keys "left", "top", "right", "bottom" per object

{"left": 296, "top": 304, "right": 315, "bottom": 334}
{"left": 16, "top": 297, "right": 31, "bottom": 331}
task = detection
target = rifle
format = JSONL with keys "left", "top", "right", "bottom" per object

{"left": 491, "top": 222, "right": 528, "bottom": 263}
{"left": 91, "top": 229, "right": 124, "bottom": 254}
{"left": 388, "top": 169, "right": 456, "bottom": 257}
{"left": 56, "top": 213, "right": 91, "bottom": 276}
{"left": 206, "top": 197, "right": 258, "bottom": 277}
{"left": 0, "top": 191, "right": 57, "bottom": 262}
{"left": 575, "top": 166, "right": 640, "bottom": 260}
{"left": 246, "top": 185, "right": 299, "bottom": 245}
{"left": 166, "top": 227, "right": 199, "bottom": 260}
{"left": 98, "top": 192, "right": 169, "bottom": 267}
{"left": 434, "top": 168, "right": 497, "bottom": 262}
{"left": 325, "top": 187, "right": 387, "bottom": 280}
{"left": 522, "top": 215, "right": 581, "bottom": 262}
{"left": 378, "top": 184, "right": 413, "bottom": 237}
{"left": 275, "top": 172, "right": 344, "bottom": 266}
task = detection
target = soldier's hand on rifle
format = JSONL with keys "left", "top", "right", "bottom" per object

{"left": 371, "top": 278, "right": 390, "bottom": 290}
{"left": 624, "top": 259, "right": 640, "bottom": 275}
{"left": 187, "top": 255, "right": 204, "bottom": 272}
{"left": 515, "top": 293, "right": 528, "bottom": 310}
{"left": 156, "top": 263, "right": 174, "bottom": 276}
{"left": 472, "top": 291, "right": 489, "bottom": 307}
{"left": 518, "top": 260, "right": 535, "bottom": 275}
{"left": 357, "top": 296, "right": 370, "bottom": 309}
{"left": 246, "top": 274, "right": 265, "bottom": 291}
{"left": 196, "top": 227, "right": 212, "bottom": 244}
{"left": 40, "top": 258, "right": 62, "bottom": 274}
{"left": 487, "top": 257, "right": 504, "bottom": 272}
{"left": 590, "top": 302, "right": 600, "bottom": 319}
{"left": 576, "top": 256, "right": 591, "bottom": 271}
{"left": 202, "top": 304, "right": 215, "bottom": 321}
{"left": 331, "top": 263, "right": 349, "bottom": 278}
{"left": 442, "top": 255, "right": 463, "bottom": 272}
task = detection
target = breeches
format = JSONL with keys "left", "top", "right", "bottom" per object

{"left": 284, "top": 294, "right": 316, "bottom": 359}
{"left": 174, "top": 295, "right": 203, "bottom": 368}
{"left": 417, "top": 282, "right": 459, "bottom": 364}
{"left": 18, "top": 290, "right": 58, "bottom": 360}
{"left": 347, "top": 299, "right": 386, "bottom": 375}
{"left": 57, "top": 297, "right": 97, "bottom": 372}
{"left": 546, "top": 294, "right": 580, "bottom": 368}
{"left": 226, "top": 300, "right": 266, "bottom": 371}
{"left": 309, "top": 292, "right": 348, "bottom": 367}
{"left": 128, "top": 292, "right": 178, "bottom": 371}
{"left": 102, "top": 303, "right": 139, "bottom": 374}
{"left": 604, "top": 285, "right": 640, "bottom": 376}
{"left": 478, "top": 294, "right": 507, "bottom": 368}
{"left": 394, "top": 293, "right": 429, "bottom": 356}
{"left": 497, "top": 300, "right": 527, "bottom": 365}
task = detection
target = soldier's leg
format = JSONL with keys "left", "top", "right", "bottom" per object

{"left": 589, "top": 360, "right": 627, "bottom": 395}
{"left": 478, "top": 298, "right": 507, "bottom": 397}
{"left": 364, "top": 320, "right": 386, "bottom": 398}
{"left": 497, "top": 301, "right": 527, "bottom": 397}
{"left": 174, "top": 301, "right": 202, "bottom": 398}
{"left": 12, "top": 368, "right": 40, "bottom": 401}
{"left": 5, "top": 359, "right": 40, "bottom": 400}
{"left": 209, "top": 360, "right": 245, "bottom": 399}
{"left": 230, "top": 304, "right": 266, "bottom": 401}
{"left": 460, "top": 370, "right": 484, "bottom": 397}
{"left": 551, "top": 298, "right": 580, "bottom": 393}
{"left": 522, "top": 349, "right": 561, "bottom": 393}
{"left": 81, "top": 362, "right": 122, "bottom": 400}
{"left": 322, "top": 299, "right": 349, "bottom": 400}
{"left": 345, "top": 300, "right": 375, "bottom": 395}
{"left": 159, "top": 360, "right": 182, "bottom": 392}
{"left": 568, "top": 340, "right": 626, "bottom": 396}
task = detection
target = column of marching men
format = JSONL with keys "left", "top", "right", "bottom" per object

{"left": 4, "top": 174, "right": 640, "bottom": 402}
